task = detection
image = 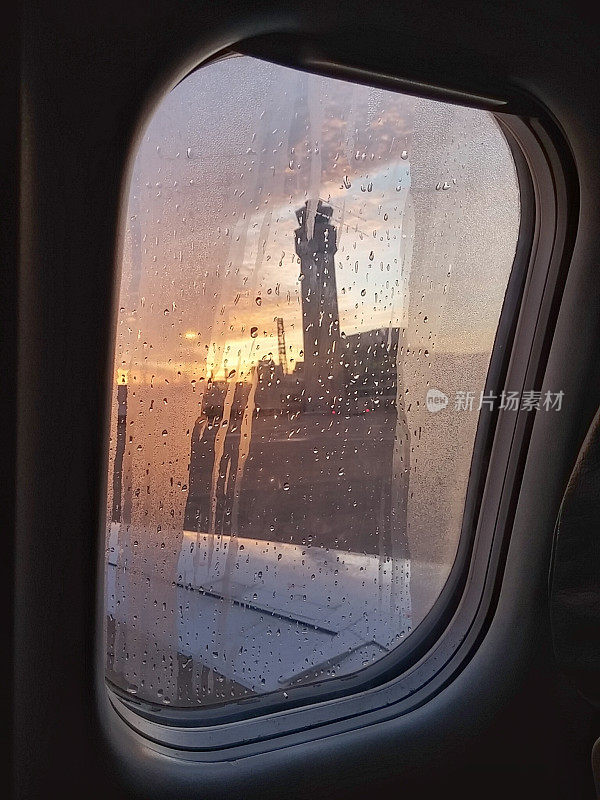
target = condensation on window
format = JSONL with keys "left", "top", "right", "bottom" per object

{"left": 104, "top": 56, "right": 519, "bottom": 708}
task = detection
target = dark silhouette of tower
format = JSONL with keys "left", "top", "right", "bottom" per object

{"left": 276, "top": 317, "right": 288, "bottom": 374}
{"left": 111, "top": 374, "right": 128, "bottom": 523}
{"left": 294, "top": 200, "right": 345, "bottom": 412}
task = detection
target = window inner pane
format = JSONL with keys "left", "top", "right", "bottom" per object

{"left": 105, "top": 56, "right": 519, "bottom": 708}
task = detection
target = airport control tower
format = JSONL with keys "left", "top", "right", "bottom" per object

{"left": 294, "top": 200, "right": 345, "bottom": 411}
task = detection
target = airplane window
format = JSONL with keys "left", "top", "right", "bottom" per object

{"left": 104, "top": 56, "right": 519, "bottom": 709}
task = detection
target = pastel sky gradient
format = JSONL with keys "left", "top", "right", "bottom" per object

{"left": 114, "top": 56, "right": 519, "bottom": 385}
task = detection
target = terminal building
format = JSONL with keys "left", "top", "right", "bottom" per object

{"left": 184, "top": 200, "right": 409, "bottom": 559}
